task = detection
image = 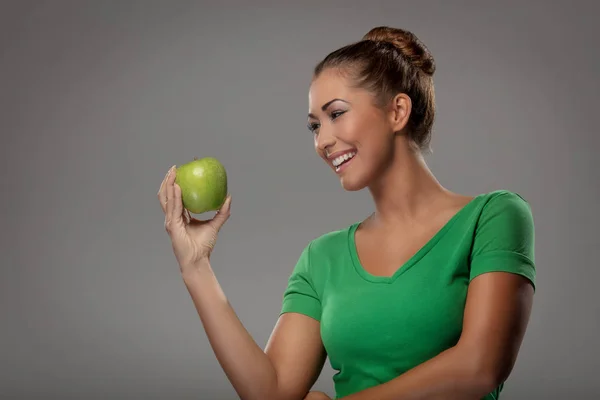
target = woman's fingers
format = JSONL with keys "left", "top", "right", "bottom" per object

{"left": 157, "top": 166, "right": 175, "bottom": 213}
{"left": 172, "top": 183, "right": 185, "bottom": 223}
{"left": 185, "top": 209, "right": 194, "bottom": 225}
{"left": 165, "top": 166, "right": 176, "bottom": 217}
{"left": 210, "top": 194, "right": 232, "bottom": 232}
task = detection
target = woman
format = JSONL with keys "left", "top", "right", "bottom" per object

{"left": 157, "top": 26, "right": 536, "bottom": 400}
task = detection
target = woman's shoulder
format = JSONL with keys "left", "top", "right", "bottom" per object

{"left": 473, "top": 189, "right": 534, "bottom": 215}
{"left": 479, "top": 188, "right": 530, "bottom": 201}
{"left": 304, "top": 222, "right": 358, "bottom": 254}
{"left": 440, "top": 189, "right": 534, "bottom": 237}
{"left": 468, "top": 189, "right": 535, "bottom": 250}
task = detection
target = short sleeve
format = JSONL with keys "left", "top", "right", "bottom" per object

{"left": 280, "top": 241, "right": 322, "bottom": 321}
{"left": 469, "top": 191, "right": 536, "bottom": 291}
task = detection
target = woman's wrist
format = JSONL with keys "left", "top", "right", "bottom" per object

{"left": 180, "top": 258, "right": 212, "bottom": 282}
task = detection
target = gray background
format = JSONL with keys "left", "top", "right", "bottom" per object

{"left": 1, "top": 1, "right": 598, "bottom": 399}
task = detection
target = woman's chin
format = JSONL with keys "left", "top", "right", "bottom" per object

{"left": 340, "top": 175, "right": 367, "bottom": 192}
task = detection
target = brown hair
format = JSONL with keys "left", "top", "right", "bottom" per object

{"left": 313, "top": 26, "right": 436, "bottom": 152}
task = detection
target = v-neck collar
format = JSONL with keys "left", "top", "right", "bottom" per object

{"left": 347, "top": 193, "right": 484, "bottom": 284}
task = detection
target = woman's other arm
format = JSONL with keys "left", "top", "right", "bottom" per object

{"left": 183, "top": 265, "right": 327, "bottom": 400}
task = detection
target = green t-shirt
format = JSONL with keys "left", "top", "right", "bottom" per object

{"left": 280, "top": 190, "right": 536, "bottom": 400}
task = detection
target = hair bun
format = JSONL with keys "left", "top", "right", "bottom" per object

{"left": 363, "top": 26, "right": 435, "bottom": 76}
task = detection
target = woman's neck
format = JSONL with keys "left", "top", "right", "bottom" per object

{"left": 367, "top": 143, "right": 450, "bottom": 228}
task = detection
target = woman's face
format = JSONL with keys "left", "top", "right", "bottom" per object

{"left": 308, "top": 68, "right": 407, "bottom": 191}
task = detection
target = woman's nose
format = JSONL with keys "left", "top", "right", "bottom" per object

{"left": 315, "top": 128, "right": 335, "bottom": 153}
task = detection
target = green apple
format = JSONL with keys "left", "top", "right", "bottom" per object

{"left": 175, "top": 157, "right": 228, "bottom": 214}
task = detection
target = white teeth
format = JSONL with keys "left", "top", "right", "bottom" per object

{"left": 332, "top": 151, "right": 356, "bottom": 167}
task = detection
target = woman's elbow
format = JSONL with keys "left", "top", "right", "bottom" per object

{"left": 469, "top": 356, "right": 514, "bottom": 395}
{"left": 458, "top": 345, "right": 515, "bottom": 396}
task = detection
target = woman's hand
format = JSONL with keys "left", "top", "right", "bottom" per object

{"left": 157, "top": 165, "right": 232, "bottom": 273}
{"left": 304, "top": 391, "right": 332, "bottom": 400}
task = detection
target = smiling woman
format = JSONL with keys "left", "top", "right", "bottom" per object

{"left": 158, "top": 26, "right": 535, "bottom": 400}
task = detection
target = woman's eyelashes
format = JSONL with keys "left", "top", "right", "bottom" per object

{"left": 307, "top": 110, "right": 347, "bottom": 133}
{"left": 330, "top": 110, "right": 346, "bottom": 120}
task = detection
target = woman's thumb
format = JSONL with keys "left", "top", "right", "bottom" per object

{"left": 211, "top": 195, "right": 232, "bottom": 231}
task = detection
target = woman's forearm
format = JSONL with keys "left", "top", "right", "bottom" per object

{"left": 342, "top": 345, "right": 497, "bottom": 400}
{"left": 181, "top": 260, "right": 280, "bottom": 400}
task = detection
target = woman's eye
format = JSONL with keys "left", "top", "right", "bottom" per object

{"left": 331, "top": 110, "right": 345, "bottom": 120}
{"left": 307, "top": 111, "right": 344, "bottom": 133}
{"left": 307, "top": 122, "right": 320, "bottom": 133}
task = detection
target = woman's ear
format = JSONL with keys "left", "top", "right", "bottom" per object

{"left": 389, "top": 93, "right": 411, "bottom": 133}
